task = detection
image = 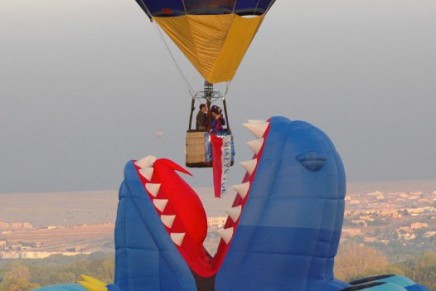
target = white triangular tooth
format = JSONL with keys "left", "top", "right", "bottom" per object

{"left": 134, "top": 155, "right": 157, "bottom": 168}
{"left": 161, "top": 215, "right": 176, "bottom": 228}
{"left": 232, "top": 182, "right": 250, "bottom": 199}
{"left": 226, "top": 206, "right": 242, "bottom": 222}
{"left": 170, "top": 232, "right": 185, "bottom": 246}
{"left": 248, "top": 119, "right": 266, "bottom": 123}
{"left": 240, "top": 159, "right": 257, "bottom": 175}
{"left": 153, "top": 199, "right": 168, "bottom": 212}
{"left": 218, "top": 227, "right": 234, "bottom": 244}
{"left": 139, "top": 167, "right": 154, "bottom": 181}
{"left": 243, "top": 121, "right": 269, "bottom": 138}
{"left": 247, "top": 138, "right": 264, "bottom": 154}
{"left": 145, "top": 183, "right": 161, "bottom": 197}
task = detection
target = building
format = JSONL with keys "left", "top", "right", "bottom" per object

{"left": 410, "top": 222, "right": 428, "bottom": 230}
{"left": 207, "top": 216, "right": 227, "bottom": 228}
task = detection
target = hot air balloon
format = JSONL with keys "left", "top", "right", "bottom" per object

{"left": 133, "top": 0, "right": 276, "bottom": 168}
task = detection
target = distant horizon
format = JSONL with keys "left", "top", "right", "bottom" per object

{"left": 1, "top": 0, "right": 436, "bottom": 193}
{"left": 1, "top": 177, "right": 436, "bottom": 195}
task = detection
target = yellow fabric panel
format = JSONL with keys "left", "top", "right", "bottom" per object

{"left": 210, "top": 15, "right": 264, "bottom": 83}
{"left": 78, "top": 275, "right": 107, "bottom": 291}
{"left": 80, "top": 275, "right": 107, "bottom": 287}
{"left": 154, "top": 14, "right": 264, "bottom": 84}
{"left": 78, "top": 281, "right": 107, "bottom": 291}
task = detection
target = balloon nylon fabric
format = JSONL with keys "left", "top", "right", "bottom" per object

{"left": 211, "top": 134, "right": 224, "bottom": 197}
{"left": 33, "top": 116, "right": 430, "bottom": 291}
{"left": 154, "top": 14, "right": 264, "bottom": 83}
{"left": 210, "top": 134, "right": 232, "bottom": 197}
{"left": 135, "top": 0, "right": 275, "bottom": 19}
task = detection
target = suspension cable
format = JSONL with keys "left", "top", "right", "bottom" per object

{"left": 265, "top": 0, "right": 276, "bottom": 14}
{"left": 138, "top": 0, "right": 153, "bottom": 21}
{"left": 232, "top": 0, "right": 238, "bottom": 13}
{"left": 152, "top": 22, "right": 196, "bottom": 97}
{"left": 254, "top": 0, "right": 261, "bottom": 15}
{"left": 223, "top": 81, "right": 232, "bottom": 99}
{"left": 137, "top": 0, "right": 195, "bottom": 97}
{"left": 181, "top": 0, "right": 188, "bottom": 15}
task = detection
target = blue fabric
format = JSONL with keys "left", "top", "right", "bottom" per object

{"left": 406, "top": 285, "right": 430, "bottom": 291}
{"left": 234, "top": 0, "right": 275, "bottom": 14}
{"left": 360, "top": 283, "right": 408, "bottom": 291}
{"left": 36, "top": 116, "right": 428, "bottom": 290}
{"left": 34, "top": 284, "right": 86, "bottom": 291}
{"left": 134, "top": 0, "right": 275, "bottom": 17}
{"left": 113, "top": 163, "right": 197, "bottom": 291}
{"left": 215, "top": 117, "right": 349, "bottom": 290}
{"left": 109, "top": 116, "right": 427, "bottom": 290}
{"left": 374, "top": 276, "right": 429, "bottom": 291}
{"left": 347, "top": 275, "right": 429, "bottom": 291}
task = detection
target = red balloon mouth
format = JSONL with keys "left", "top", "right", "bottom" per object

{"left": 132, "top": 122, "right": 270, "bottom": 278}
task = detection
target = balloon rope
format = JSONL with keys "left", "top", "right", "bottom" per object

{"left": 181, "top": 0, "right": 188, "bottom": 15}
{"left": 265, "top": 0, "right": 276, "bottom": 14}
{"left": 232, "top": 0, "right": 238, "bottom": 13}
{"left": 254, "top": 0, "right": 260, "bottom": 15}
{"left": 153, "top": 22, "right": 196, "bottom": 98}
{"left": 224, "top": 81, "right": 231, "bottom": 98}
{"left": 138, "top": 0, "right": 153, "bottom": 21}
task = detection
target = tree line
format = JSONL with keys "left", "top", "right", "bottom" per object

{"left": 335, "top": 242, "right": 435, "bottom": 290}
{"left": 0, "top": 245, "right": 434, "bottom": 290}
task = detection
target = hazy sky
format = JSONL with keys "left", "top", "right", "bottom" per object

{"left": 1, "top": 0, "right": 435, "bottom": 193}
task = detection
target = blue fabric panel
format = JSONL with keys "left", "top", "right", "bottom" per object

{"left": 113, "top": 162, "right": 197, "bottom": 291}
{"left": 36, "top": 116, "right": 429, "bottom": 290}
{"left": 377, "top": 275, "right": 416, "bottom": 287}
{"left": 217, "top": 252, "right": 312, "bottom": 290}
{"left": 114, "top": 248, "right": 128, "bottom": 287}
{"left": 405, "top": 285, "right": 430, "bottom": 291}
{"left": 135, "top": 0, "right": 276, "bottom": 16}
{"left": 363, "top": 283, "right": 407, "bottom": 290}
{"left": 34, "top": 285, "right": 86, "bottom": 291}
{"left": 159, "top": 251, "right": 194, "bottom": 290}
{"left": 230, "top": 225, "right": 341, "bottom": 256}
{"left": 307, "top": 279, "right": 350, "bottom": 291}
{"left": 184, "top": 0, "right": 234, "bottom": 13}
{"left": 107, "top": 285, "right": 123, "bottom": 291}
{"left": 136, "top": 0, "right": 185, "bottom": 16}
{"left": 372, "top": 275, "right": 429, "bottom": 290}
{"left": 216, "top": 117, "right": 348, "bottom": 290}
{"left": 234, "top": 0, "right": 275, "bottom": 13}
{"left": 124, "top": 248, "right": 160, "bottom": 290}
{"left": 307, "top": 257, "right": 335, "bottom": 281}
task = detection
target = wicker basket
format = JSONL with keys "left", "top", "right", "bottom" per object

{"left": 185, "top": 130, "right": 235, "bottom": 167}
{"left": 186, "top": 131, "right": 209, "bottom": 167}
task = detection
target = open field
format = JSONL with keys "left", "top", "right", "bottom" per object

{"left": 0, "top": 180, "right": 434, "bottom": 258}
{"left": 0, "top": 191, "right": 118, "bottom": 227}
{"left": 0, "top": 187, "right": 237, "bottom": 227}
{"left": 2, "top": 180, "right": 435, "bottom": 227}
{"left": 2, "top": 223, "right": 114, "bottom": 253}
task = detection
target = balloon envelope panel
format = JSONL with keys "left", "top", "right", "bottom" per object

{"left": 34, "top": 284, "right": 87, "bottom": 291}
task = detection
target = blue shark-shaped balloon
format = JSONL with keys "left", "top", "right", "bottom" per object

{"left": 35, "top": 117, "right": 428, "bottom": 291}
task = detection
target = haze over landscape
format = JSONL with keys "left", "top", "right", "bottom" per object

{"left": 0, "top": 1, "right": 435, "bottom": 289}
{"left": 1, "top": 0, "right": 436, "bottom": 194}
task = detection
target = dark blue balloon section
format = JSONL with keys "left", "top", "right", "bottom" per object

{"left": 134, "top": 0, "right": 276, "bottom": 17}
